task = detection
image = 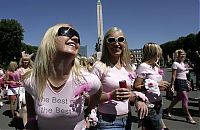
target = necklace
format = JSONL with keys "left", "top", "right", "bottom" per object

{"left": 47, "top": 78, "right": 68, "bottom": 90}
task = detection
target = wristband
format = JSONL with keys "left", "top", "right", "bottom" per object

{"left": 107, "top": 92, "right": 112, "bottom": 101}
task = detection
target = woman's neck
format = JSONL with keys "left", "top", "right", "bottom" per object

{"left": 50, "top": 55, "right": 74, "bottom": 78}
{"left": 110, "top": 57, "right": 122, "bottom": 69}
{"left": 48, "top": 60, "right": 72, "bottom": 89}
{"left": 176, "top": 59, "right": 183, "bottom": 63}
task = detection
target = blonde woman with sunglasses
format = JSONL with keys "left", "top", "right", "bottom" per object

{"left": 92, "top": 27, "right": 148, "bottom": 130}
{"left": 23, "top": 23, "right": 102, "bottom": 130}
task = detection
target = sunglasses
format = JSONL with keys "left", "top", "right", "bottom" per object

{"left": 106, "top": 37, "right": 125, "bottom": 44}
{"left": 23, "top": 60, "right": 29, "bottom": 63}
{"left": 57, "top": 27, "right": 80, "bottom": 43}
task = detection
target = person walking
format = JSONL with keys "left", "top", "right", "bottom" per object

{"left": 5, "top": 61, "right": 21, "bottom": 119}
{"left": 133, "top": 43, "right": 170, "bottom": 130}
{"left": 165, "top": 49, "right": 196, "bottom": 124}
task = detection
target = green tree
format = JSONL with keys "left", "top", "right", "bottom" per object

{"left": 0, "top": 19, "right": 24, "bottom": 66}
{"left": 161, "top": 32, "right": 199, "bottom": 65}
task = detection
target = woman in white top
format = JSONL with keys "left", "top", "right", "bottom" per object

{"left": 16, "top": 51, "right": 33, "bottom": 127}
{"left": 92, "top": 27, "right": 148, "bottom": 130}
{"left": 165, "top": 49, "right": 196, "bottom": 124}
{"left": 134, "top": 43, "right": 170, "bottom": 130}
{"left": 23, "top": 23, "right": 102, "bottom": 130}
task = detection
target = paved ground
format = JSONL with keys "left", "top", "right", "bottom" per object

{"left": 130, "top": 91, "right": 200, "bottom": 130}
{"left": 0, "top": 68, "right": 199, "bottom": 130}
{"left": 130, "top": 68, "right": 200, "bottom": 130}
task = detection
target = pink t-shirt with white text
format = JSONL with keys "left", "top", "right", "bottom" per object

{"left": 24, "top": 70, "right": 101, "bottom": 130}
{"left": 92, "top": 61, "right": 135, "bottom": 115}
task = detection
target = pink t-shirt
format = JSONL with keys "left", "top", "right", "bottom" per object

{"left": 92, "top": 61, "right": 135, "bottom": 115}
{"left": 24, "top": 70, "right": 101, "bottom": 130}
{"left": 7, "top": 71, "right": 21, "bottom": 88}
{"left": 136, "top": 63, "right": 163, "bottom": 103}
{"left": 17, "top": 67, "right": 31, "bottom": 77}
{"left": 172, "top": 61, "right": 188, "bottom": 80}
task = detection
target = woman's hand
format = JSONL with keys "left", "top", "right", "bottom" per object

{"left": 169, "top": 84, "right": 174, "bottom": 93}
{"left": 111, "top": 88, "right": 131, "bottom": 101}
{"left": 158, "top": 80, "right": 170, "bottom": 91}
{"left": 135, "top": 101, "right": 148, "bottom": 119}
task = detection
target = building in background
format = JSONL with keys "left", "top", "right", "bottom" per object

{"left": 130, "top": 48, "right": 165, "bottom": 67}
{"left": 131, "top": 49, "right": 143, "bottom": 65}
{"left": 79, "top": 45, "right": 87, "bottom": 57}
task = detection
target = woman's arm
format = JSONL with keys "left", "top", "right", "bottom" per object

{"left": 87, "top": 87, "right": 102, "bottom": 111}
{"left": 171, "top": 69, "right": 176, "bottom": 86}
{"left": 158, "top": 80, "right": 170, "bottom": 91}
{"left": 133, "top": 77, "right": 145, "bottom": 91}
{"left": 170, "top": 69, "right": 177, "bottom": 91}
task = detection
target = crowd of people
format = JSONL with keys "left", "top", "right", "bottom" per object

{"left": 0, "top": 23, "right": 199, "bottom": 130}
{"left": 0, "top": 51, "right": 33, "bottom": 128}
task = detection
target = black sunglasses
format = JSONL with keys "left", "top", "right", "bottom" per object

{"left": 106, "top": 36, "right": 125, "bottom": 44}
{"left": 57, "top": 27, "right": 80, "bottom": 43}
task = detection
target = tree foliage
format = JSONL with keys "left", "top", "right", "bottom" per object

{"left": 0, "top": 19, "right": 24, "bottom": 66}
{"left": 0, "top": 19, "right": 38, "bottom": 67}
{"left": 160, "top": 32, "right": 200, "bottom": 65}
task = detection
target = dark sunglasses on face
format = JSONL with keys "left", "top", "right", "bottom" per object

{"left": 57, "top": 27, "right": 80, "bottom": 43}
{"left": 106, "top": 37, "right": 125, "bottom": 44}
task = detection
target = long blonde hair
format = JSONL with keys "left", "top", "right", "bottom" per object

{"left": 31, "top": 23, "right": 82, "bottom": 99}
{"left": 142, "top": 42, "right": 162, "bottom": 66}
{"left": 100, "top": 27, "right": 133, "bottom": 72}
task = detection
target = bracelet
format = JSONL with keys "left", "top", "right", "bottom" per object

{"left": 107, "top": 92, "right": 112, "bottom": 101}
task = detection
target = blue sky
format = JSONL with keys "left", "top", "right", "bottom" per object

{"left": 0, "top": 0, "right": 199, "bottom": 56}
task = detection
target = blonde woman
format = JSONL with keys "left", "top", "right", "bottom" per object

{"left": 23, "top": 23, "right": 102, "bottom": 130}
{"left": 79, "top": 56, "right": 87, "bottom": 68}
{"left": 92, "top": 27, "right": 148, "bottom": 130}
{"left": 87, "top": 56, "right": 95, "bottom": 72}
{"left": 16, "top": 51, "right": 33, "bottom": 127}
{"left": 165, "top": 49, "right": 196, "bottom": 124}
{"left": 134, "top": 43, "right": 170, "bottom": 130}
{"left": 5, "top": 61, "right": 21, "bottom": 119}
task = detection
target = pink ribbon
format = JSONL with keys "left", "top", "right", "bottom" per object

{"left": 74, "top": 83, "right": 91, "bottom": 98}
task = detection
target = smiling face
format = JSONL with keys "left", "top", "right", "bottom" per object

{"left": 177, "top": 51, "right": 186, "bottom": 62}
{"left": 106, "top": 30, "right": 126, "bottom": 58}
{"left": 55, "top": 26, "right": 80, "bottom": 56}
{"left": 22, "top": 58, "right": 30, "bottom": 66}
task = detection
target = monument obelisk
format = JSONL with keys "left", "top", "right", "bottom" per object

{"left": 96, "top": 0, "right": 104, "bottom": 59}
